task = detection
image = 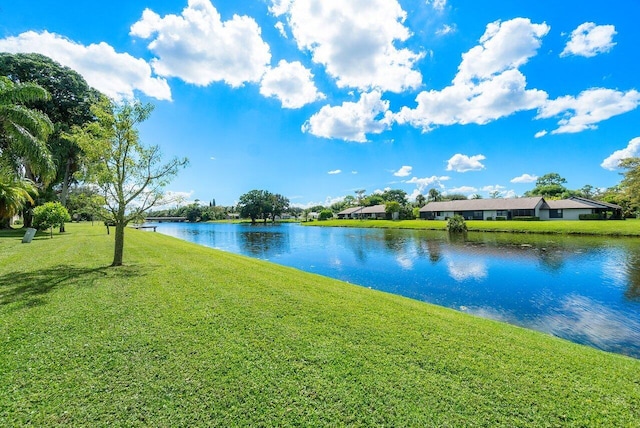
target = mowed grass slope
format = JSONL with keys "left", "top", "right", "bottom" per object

{"left": 1, "top": 224, "right": 639, "bottom": 426}
{"left": 310, "top": 218, "right": 640, "bottom": 236}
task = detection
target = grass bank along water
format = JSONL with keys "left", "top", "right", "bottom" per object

{"left": 1, "top": 223, "right": 639, "bottom": 425}
{"left": 306, "top": 218, "right": 640, "bottom": 236}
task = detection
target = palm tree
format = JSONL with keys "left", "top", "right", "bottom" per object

{"left": 428, "top": 188, "right": 442, "bottom": 202}
{"left": 0, "top": 168, "right": 37, "bottom": 228}
{"left": 0, "top": 76, "right": 55, "bottom": 183}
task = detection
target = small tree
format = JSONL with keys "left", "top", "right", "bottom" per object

{"left": 73, "top": 99, "right": 188, "bottom": 266}
{"left": 385, "top": 201, "right": 401, "bottom": 219}
{"left": 318, "top": 209, "right": 333, "bottom": 221}
{"left": 446, "top": 214, "right": 467, "bottom": 233}
{"left": 33, "top": 201, "right": 71, "bottom": 238}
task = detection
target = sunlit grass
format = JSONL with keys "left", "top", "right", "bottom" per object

{"left": 1, "top": 223, "right": 638, "bottom": 425}
{"left": 309, "top": 218, "right": 640, "bottom": 236}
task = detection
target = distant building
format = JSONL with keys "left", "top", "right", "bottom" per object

{"left": 337, "top": 204, "right": 396, "bottom": 220}
{"left": 419, "top": 196, "right": 622, "bottom": 220}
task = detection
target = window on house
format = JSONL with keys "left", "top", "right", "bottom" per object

{"left": 549, "top": 209, "right": 563, "bottom": 218}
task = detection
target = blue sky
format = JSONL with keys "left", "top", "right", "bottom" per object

{"left": 1, "top": 1, "right": 639, "bottom": 207}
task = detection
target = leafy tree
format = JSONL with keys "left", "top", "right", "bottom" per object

{"left": 0, "top": 53, "right": 101, "bottom": 209}
{"left": 579, "top": 184, "right": 595, "bottom": 199}
{"left": 330, "top": 200, "right": 348, "bottom": 213}
{"left": 354, "top": 189, "right": 366, "bottom": 205}
{"left": 489, "top": 190, "right": 502, "bottom": 199}
{"left": 318, "top": 209, "right": 333, "bottom": 220}
{"left": 364, "top": 194, "right": 384, "bottom": 206}
{"left": 524, "top": 172, "right": 568, "bottom": 198}
{"left": 415, "top": 194, "right": 426, "bottom": 207}
{"left": 381, "top": 189, "right": 408, "bottom": 206}
{"left": 73, "top": 99, "right": 188, "bottom": 266}
{"left": 33, "top": 201, "right": 70, "bottom": 238}
{"left": 470, "top": 193, "right": 482, "bottom": 199}
{"left": 385, "top": 201, "right": 401, "bottom": 219}
{"left": 66, "top": 186, "right": 106, "bottom": 223}
{"left": 427, "top": 188, "right": 442, "bottom": 202}
{"left": 446, "top": 193, "right": 469, "bottom": 201}
{"left": 0, "top": 170, "right": 37, "bottom": 227}
{"left": 343, "top": 195, "right": 356, "bottom": 207}
{"left": 268, "top": 193, "right": 290, "bottom": 222}
{"left": 238, "top": 189, "right": 269, "bottom": 224}
{"left": 619, "top": 158, "right": 640, "bottom": 215}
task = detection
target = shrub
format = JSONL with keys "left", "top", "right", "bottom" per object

{"left": 513, "top": 216, "right": 540, "bottom": 221}
{"left": 446, "top": 215, "right": 467, "bottom": 232}
{"left": 495, "top": 217, "right": 507, "bottom": 221}
{"left": 486, "top": 217, "right": 493, "bottom": 221}
{"left": 579, "top": 214, "right": 603, "bottom": 220}
{"left": 33, "top": 202, "right": 71, "bottom": 238}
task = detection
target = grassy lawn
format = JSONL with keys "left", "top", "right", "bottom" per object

{"left": 1, "top": 223, "right": 639, "bottom": 426}
{"left": 308, "top": 218, "right": 640, "bottom": 236}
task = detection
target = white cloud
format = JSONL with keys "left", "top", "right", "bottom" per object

{"left": 481, "top": 185, "right": 505, "bottom": 192}
{"left": 352, "top": 170, "right": 358, "bottom": 175}
{"left": 406, "top": 175, "right": 450, "bottom": 192}
{"left": 601, "top": 137, "right": 640, "bottom": 170}
{"left": 302, "top": 91, "right": 393, "bottom": 142}
{"left": 436, "top": 24, "right": 456, "bottom": 36}
{"left": 427, "top": 0, "right": 448, "bottom": 11}
{"left": 537, "top": 88, "right": 640, "bottom": 134}
{"left": 393, "top": 165, "right": 413, "bottom": 177}
{"left": 271, "top": 0, "right": 423, "bottom": 93}
{"left": 291, "top": 195, "right": 346, "bottom": 209}
{"left": 446, "top": 186, "right": 477, "bottom": 195}
{"left": 328, "top": 169, "right": 342, "bottom": 175}
{"left": 446, "top": 154, "right": 486, "bottom": 172}
{"left": 156, "top": 190, "right": 195, "bottom": 208}
{"left": 447, "top": 260, "right": 487, "bottom": 281}
{"left": 275, "top": 21, "right": 288, "bottom": 38}
{"left": 0, "top": 31, "right": 171, "bottom": 101}
{"left": 561, "top": 22, "right": 617, "bottom": 58}
{"left": 534, "top": 130, "right": 548, "bottom": 138}
{"left": 395, "top": 18, "right": 549, "bottom": 131}
{"left": 511, "top": 173, "right": 538, "bottom": 183}
{"left": 260, "top": 60, "right": 325, "bottom": 108}
{"left": 130, "top": 0, "right": 271, "bottom": 87}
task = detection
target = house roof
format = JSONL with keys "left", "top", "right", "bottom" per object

{"left": 337, "top": 206, "right": 363, "bottom": 215}
{"left": 542, "top": 196, "right": 622, "bottom": 210}
{"left": 359, "top": 204, "right": 386, "bottom": 214}
{"left": 419, "top": 197, "right": 544, "bottom": 212}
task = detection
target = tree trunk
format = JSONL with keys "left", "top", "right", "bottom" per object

{"left": 0, "top": 217, "right": 10, "bottom": 229}
{"left": 112, "top": 223, "right": 125, "bottom": 266}
{"left": 58, "top": 158, "right": 72, "bottom": 233}
{"left": 23, "top": 204, "right": 33, "bottom": 228}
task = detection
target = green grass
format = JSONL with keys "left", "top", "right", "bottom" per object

{"left": 309, "top": 218, "right": 640, "bottom": 236}
{"left": 1, "top": 223, "right": 639, "bottom": 426}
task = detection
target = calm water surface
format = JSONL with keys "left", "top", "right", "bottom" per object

{"left": 151, "top": 222, "right": 640, "bottom": 358}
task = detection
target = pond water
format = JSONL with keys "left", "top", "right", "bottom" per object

{"left": 150, "top": 222, "right": 640, "bottom": 358}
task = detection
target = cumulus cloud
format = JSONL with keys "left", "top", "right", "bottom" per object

{"left": 534, "top": 130, "right": 548, "bottom": 138}
{"left": 406, "top": 175, "right": 450, "bottom": 192}
{"left": 130, "top": 0, "right": 271, "bottom": 87}
{"left": 393, "top": 165, "right": 413, "bottom": 177}
{"left": 537, "top": 88, "right": 640, "bottom": 134}
{"left": 396, "top": 18, "right": 549, "bottom": 131}
{"left": 561, "top": 22, "right": 617, "bottom": 58}
{"left": 328, "top": 169, "right": 342, "bottom": 175}
{"left": 446, "top": 154, "right": 486, "bottom": 172}
{"left": 302, "top": 91, "right": 393, "bottom": 142}
{"left": 260, "top": 60, "right": 325, "bottom": 108}
{"left": 511, "top": 173, "right": 538, "bottom": 183}
{"left": 271, "top": 0, "right": 423, "bottom": 93}
{"left": 0, "top": 31, "right": 171, "bottom": 100}
{"left": 601, "top": 137, "right": 640, "bottom": 170}
{"left": 446, "top": 186, "right": 477, "bottom": 195}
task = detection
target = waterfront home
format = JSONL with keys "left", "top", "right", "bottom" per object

{"left": 419, "top": 196, "right": 622, "bottom": 220}
{"left": 337, "top": 204, "right": 392, "bottom": 220}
